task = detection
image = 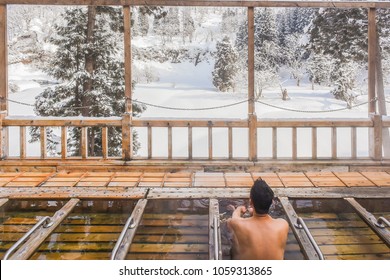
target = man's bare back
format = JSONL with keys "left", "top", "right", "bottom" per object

{"left": 227, "top": 205, "right": 289, "bottom": 260}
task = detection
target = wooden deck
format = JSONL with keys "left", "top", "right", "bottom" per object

{"left": 1, "top": 171, "right": 389, "bottom": 260}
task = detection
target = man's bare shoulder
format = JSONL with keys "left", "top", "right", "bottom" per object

{"left": 273, "top": 218, "right": 289, "bottom": 232}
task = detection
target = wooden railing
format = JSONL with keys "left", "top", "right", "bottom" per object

{"left": 1, "top": 112, "right": 389, "bottom": 161}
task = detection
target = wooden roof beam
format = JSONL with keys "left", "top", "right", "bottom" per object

{"left": 0, "top": 1, "right": 390, "bottom": 8}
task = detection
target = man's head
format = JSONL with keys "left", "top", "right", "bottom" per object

{"left": 250, "top": 179, "right": 274, "bottom": 215}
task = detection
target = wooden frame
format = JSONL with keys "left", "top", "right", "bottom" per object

{"left": 345, "top": 197, "right": 390, "bottom": 247}
{"left": 9, "top": 198, "right": 80, "bottom": 260}
{"left": 111, "top": 199, "right": 148, "bottom": 260}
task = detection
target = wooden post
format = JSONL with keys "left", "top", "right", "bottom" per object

{"left": 124, "top": 6, "right": 132, "bottom": 115}
{"left": 81, "top": 127, "right": 87, "bottom": 159}
{"left": 248, "top": 7, "right": 257, "bottom": 161}
{"left": 331, "top": 127, "right": 337, "bottom": 159}
{"left": 311, "top": 127, "right": 317, "bottom": 160}
{"left": 168, "top": 125, "right": 172, "bottom": 159}
{"left": 188, "top": 125, "right": 192, "bottom": 160}
{"left": 102, "top": 126, "right": 108, "bottom": 159}
{"left": 208, "top": 124, "right": 213, "bottom": 160}
{"left": 20, "top": 126, "right": 26, "bottom": 159}
{"left": 147, "top": 125, "right": 152, "bottom": 159}
{"left": 248, "top": 113, "right": 257, "bottom": 161}
{"left": 292, "top": 127, "right": 297, "bottom": 160}
{"left": 368, "top": 8, "right": 377, "bottom": 114}
{"left": 122, "top": 113, "right": 132, "bottom": 160}
{"left": 0, "top": 5, "right": 7, "bottom": 113}
{"left": 370, "top": 114, "right": 382, "bottom": 160}
{"left": 40, "top": 126, "right": 46, "bottom": 159}
{"left": 228, "top": 126, "right": 233, "bottom": 160}
{"left": 61, "top": 126, "right": 67, "bottom": 159}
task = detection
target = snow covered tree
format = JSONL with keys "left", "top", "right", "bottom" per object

{"left": 331, "top": 61, "right": 362, "bottom": 107}
{"left": 236, "top": 8, "right": 281, "bottom": 72}
{"left": 154, "top": 7, "right": 180, "bottom": 44}
{"left": 31, "top": 7, "right": 145, "bottom": 157}
{"left": 309, "top": 8, "right": 368, "bottom": 64}
{"left": 306, "top": 52, "right": 336, "bottom": 89}
{"left": 181, "top": 9, "right": 195, "bottom": 43}
{"left": 138, "top": 11, "right": 150, "bottom": 36}
{"left": 283, "top": 33, "right": 307, "bottom": 86}
{"left": 212, "top": 36, "right": 238, "bottom": 92}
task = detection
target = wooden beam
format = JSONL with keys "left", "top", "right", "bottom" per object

{"left": 209, "top": 198, "right": 221, "bottom": 260}
{"left": 0, "top": 5, "right": 7, "bottom": 113}
{"left": 9, "top": 198, "right": 80, "bottom": 260}
{"left": 278, "top": 197, "right": 322, "bottom": 260}
{"left": 351, "top": 127, "right": 357, "bottom": 159}
{"left": 344, "top": 198, "right": 390, "bottom": 247}
{"left": 0, "top": 1, "right": 388, "bottom": 9}
{"left": 292, "top": 127, "right": 297, "bottom": 160}
{"left": 0, "top": 197, "right": 8, "bottom": 208}
{"left": 122, "top": 113, "right": 132, "bottom": 160}
{"left": 368, "top": 8, "right": 377, "bottom": 114}
{"left": 81, "top": 127, "right": 87, "bottom": 159}
{"left": 228, "top": 127, "right": 233, "bottom": 160}
{"left": 123, "top": 6, "right": 132, "bottom": 114}
{"left": 111, "top": 199, "right": 147, "bottom": 260}
{"left": 168, "top": 125, "right": 172, "bottom": 159}
{"left": 188, "top": 126, "right": 192, "bottom": 160}
{"left": 40, "top": 126, "right": 46, "bottom": 159}
{"left": 312, "top": 127, "right": 317, "bottom": 160}
{"left": 20, "top": 126, "right": 26, "bottom": 159}
{"left": 249, "top": 113, "right": 257, "bottom": 161}
{"left": 370, "top": 114, "right": 382, "bottom": 160}
{"left": 3, "top": 117, "right": 122, "bottom": 127}
{"left": 148, "top": 125, "right": 152, "bottom": 159}
{"left": 208, "top": 125, "right": 213, "bottom": 160}
{"left": 61, "top": 126, "right": 67, "bottom": 159}
{"left": 102, "top": 126, "right": 108, "bottom": 159}
{"left": 331, "top": 127, "right": 337, "bottom": 159}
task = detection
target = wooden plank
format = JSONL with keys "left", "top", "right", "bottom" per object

{"left": 9, "top": 198, "right": 80, "bottom": 260}
{"left": 334, "top": 172, "right": 376, "bottom": 187}
{"left": 344, "top": 198, "right": 390, "bottom": 247}
{"left": 225, "top": 172, "right": 253, "bottom": 187}
{"left": 305, "top": 172, "right": 346, "bottom": 188}
{"left": 111, "top": 199, "right": 147, "bottom": 260}
{"left": 126, "top": 252, "right": 208, "bottom": 260}
{"left": 129, "top": 243, "right": 208, "bottom": 254}
{"left": 277, "top": 172, "right": 314, "bottom": 188}
{"left": 320, "top": 243, "right": 389, "bottom": 256}
{"left": 0, "top": 197, "right": 8, "bottom": 208}
{"left": 194, "top": 172, "right": 225, "bottom": 187}
{"left": 251, "top": 172, "right": 284, "bottom": 187}
{"left": 360, "top": 172, "right": 390, "bottom": 187}
{"left": 248, "top": 6, "right": 255, "bottom": 115}
{"left": 325, "top": 253, "right": 390, "bottom": 260}
{"left": 278, "top": 197, "right": 322, "bottom": 260}
{"left": 209, "top": 199, "right": 221, "bottom": 260}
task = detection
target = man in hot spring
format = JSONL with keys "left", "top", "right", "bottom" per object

{"left": 227, "top": 179, "right": 289, "bottom": 260}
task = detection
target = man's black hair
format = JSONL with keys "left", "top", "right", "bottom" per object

{"left": 250, "top": 179, "right": 274, "bottom": 215}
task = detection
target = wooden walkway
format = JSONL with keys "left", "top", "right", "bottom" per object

{"left": 1, "top": 171, "right": 390, "bottom": 189}
{"left": 1, "top": 171, "right": 389, "bottom": 261}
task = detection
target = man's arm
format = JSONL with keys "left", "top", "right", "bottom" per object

{"left": 232, "top": 206, "right": 247, "bottom": 219}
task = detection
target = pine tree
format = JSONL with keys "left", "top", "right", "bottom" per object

{"left": 31, "top": 7, "right": 145, "bottom": 157}
{"left": 212, "top": 36, "right": 238, "bottom": 92}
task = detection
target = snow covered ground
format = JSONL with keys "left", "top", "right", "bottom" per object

{"left": 7, "top": 62, "right": 389, "bottom": 159}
